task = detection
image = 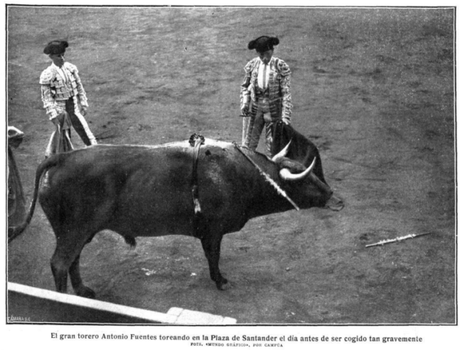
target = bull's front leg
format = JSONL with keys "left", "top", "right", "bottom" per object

{"left": 200, "top": 232, "right": 228, "bottom": 290}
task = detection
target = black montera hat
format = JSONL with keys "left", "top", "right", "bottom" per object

{"left": 248, "top": 36, "right": 279, "bottom": 52}
{"left": 43, "top": 40, "right": 69, "bottom": 55}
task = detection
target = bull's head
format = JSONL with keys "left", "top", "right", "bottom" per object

{"left": 271, "top": 139, "right": 316, "bottom": 181}
{"left": 270, "top": 129, "right": 344, "bottom": 211}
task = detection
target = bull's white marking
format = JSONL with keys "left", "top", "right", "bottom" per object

{"left": 94, "top": 139, "right": 234, "bottom": 150}
{"left": 159, "top": 139, "right": 233, "bottom": 150}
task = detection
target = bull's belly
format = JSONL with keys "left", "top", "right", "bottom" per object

{"left": 107, "top": 212, "right": 197, "bottom": 238}
{"left": 106, "top": 203, "right": 248, "bottom": 240}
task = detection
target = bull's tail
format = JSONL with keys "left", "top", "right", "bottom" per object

{"left": 8, "top": 154, "right": 64, "bottom": 243}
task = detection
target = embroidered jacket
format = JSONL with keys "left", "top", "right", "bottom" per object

{"left": 240, "top": 56, "right": 292, "bottom": 123}
{"left": 39, "top": 62, "right": 88, "bottom": 120}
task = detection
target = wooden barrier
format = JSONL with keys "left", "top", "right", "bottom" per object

{"left": 8, "top": 282, "right": 237, "bottom": 324}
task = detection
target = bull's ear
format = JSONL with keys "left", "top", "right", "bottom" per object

{"left": 278, "top": 158, "right": 305, "bottom": 173}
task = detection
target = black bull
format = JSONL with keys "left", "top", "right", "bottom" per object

{"left": 9, "top": 135, "right": 343, "bottom": 296}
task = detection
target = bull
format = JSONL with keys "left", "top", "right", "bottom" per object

{"left": 9, "top": 134, "right": 343, "bottom": 297}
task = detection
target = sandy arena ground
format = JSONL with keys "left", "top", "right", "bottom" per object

{"left": 6, "top": 7, "right": 456, "bottom": 324}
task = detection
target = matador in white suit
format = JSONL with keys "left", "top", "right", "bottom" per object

{"left": 40, "top": 40, "right": 97, "bottom": 156}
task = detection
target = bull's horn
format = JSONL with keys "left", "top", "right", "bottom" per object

{"left": 272, "top": 140, "right": 292, "bottom": 163}
{"left": 280, "top": 157, "right": 316, "bottom": 181}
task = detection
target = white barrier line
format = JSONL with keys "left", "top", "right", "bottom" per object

{"left": 8, "top": 282, "right": 176, "bottom": 324}
{"left": 8, "top": 282, "right": 237, "bottom": 324}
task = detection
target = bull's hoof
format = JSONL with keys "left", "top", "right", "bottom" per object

{"left": 325, "top": 195, "right": 344, "bottom": 211}
{"left": 216, "top": 277, "right": 228, "bottom": 291}
{"left": 76, "top": 286, "right": 96, "bottom": 299}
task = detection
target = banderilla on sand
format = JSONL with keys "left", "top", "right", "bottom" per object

{"left": 365, "top": 232, "right": 432, "bottom": 248}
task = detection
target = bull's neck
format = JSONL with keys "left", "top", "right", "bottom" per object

{"left": 246, "top": 156, "right": 296, "bottom": 219}
{"left": 248, "top": 195, "right": 295, "bottom": 219}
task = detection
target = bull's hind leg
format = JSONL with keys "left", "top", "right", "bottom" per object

{"left": 200, "top": 231, "right": 228, "bottom": 290}
{"left": 50, "top": 230, "right": 94, "bottom": 297}
{"left": 69, "top": 254, "right": 96, "bottom": 298}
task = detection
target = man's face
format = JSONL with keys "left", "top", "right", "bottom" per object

{"left": 257, "top": 49, "right": 273, "bottom": 65}
{"left": 49, "top": 53, "right": 65, "bottom": 67}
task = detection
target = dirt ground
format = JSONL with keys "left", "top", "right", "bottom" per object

{"left": 6, "top": 7, "right": 456, "bottom": 324}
